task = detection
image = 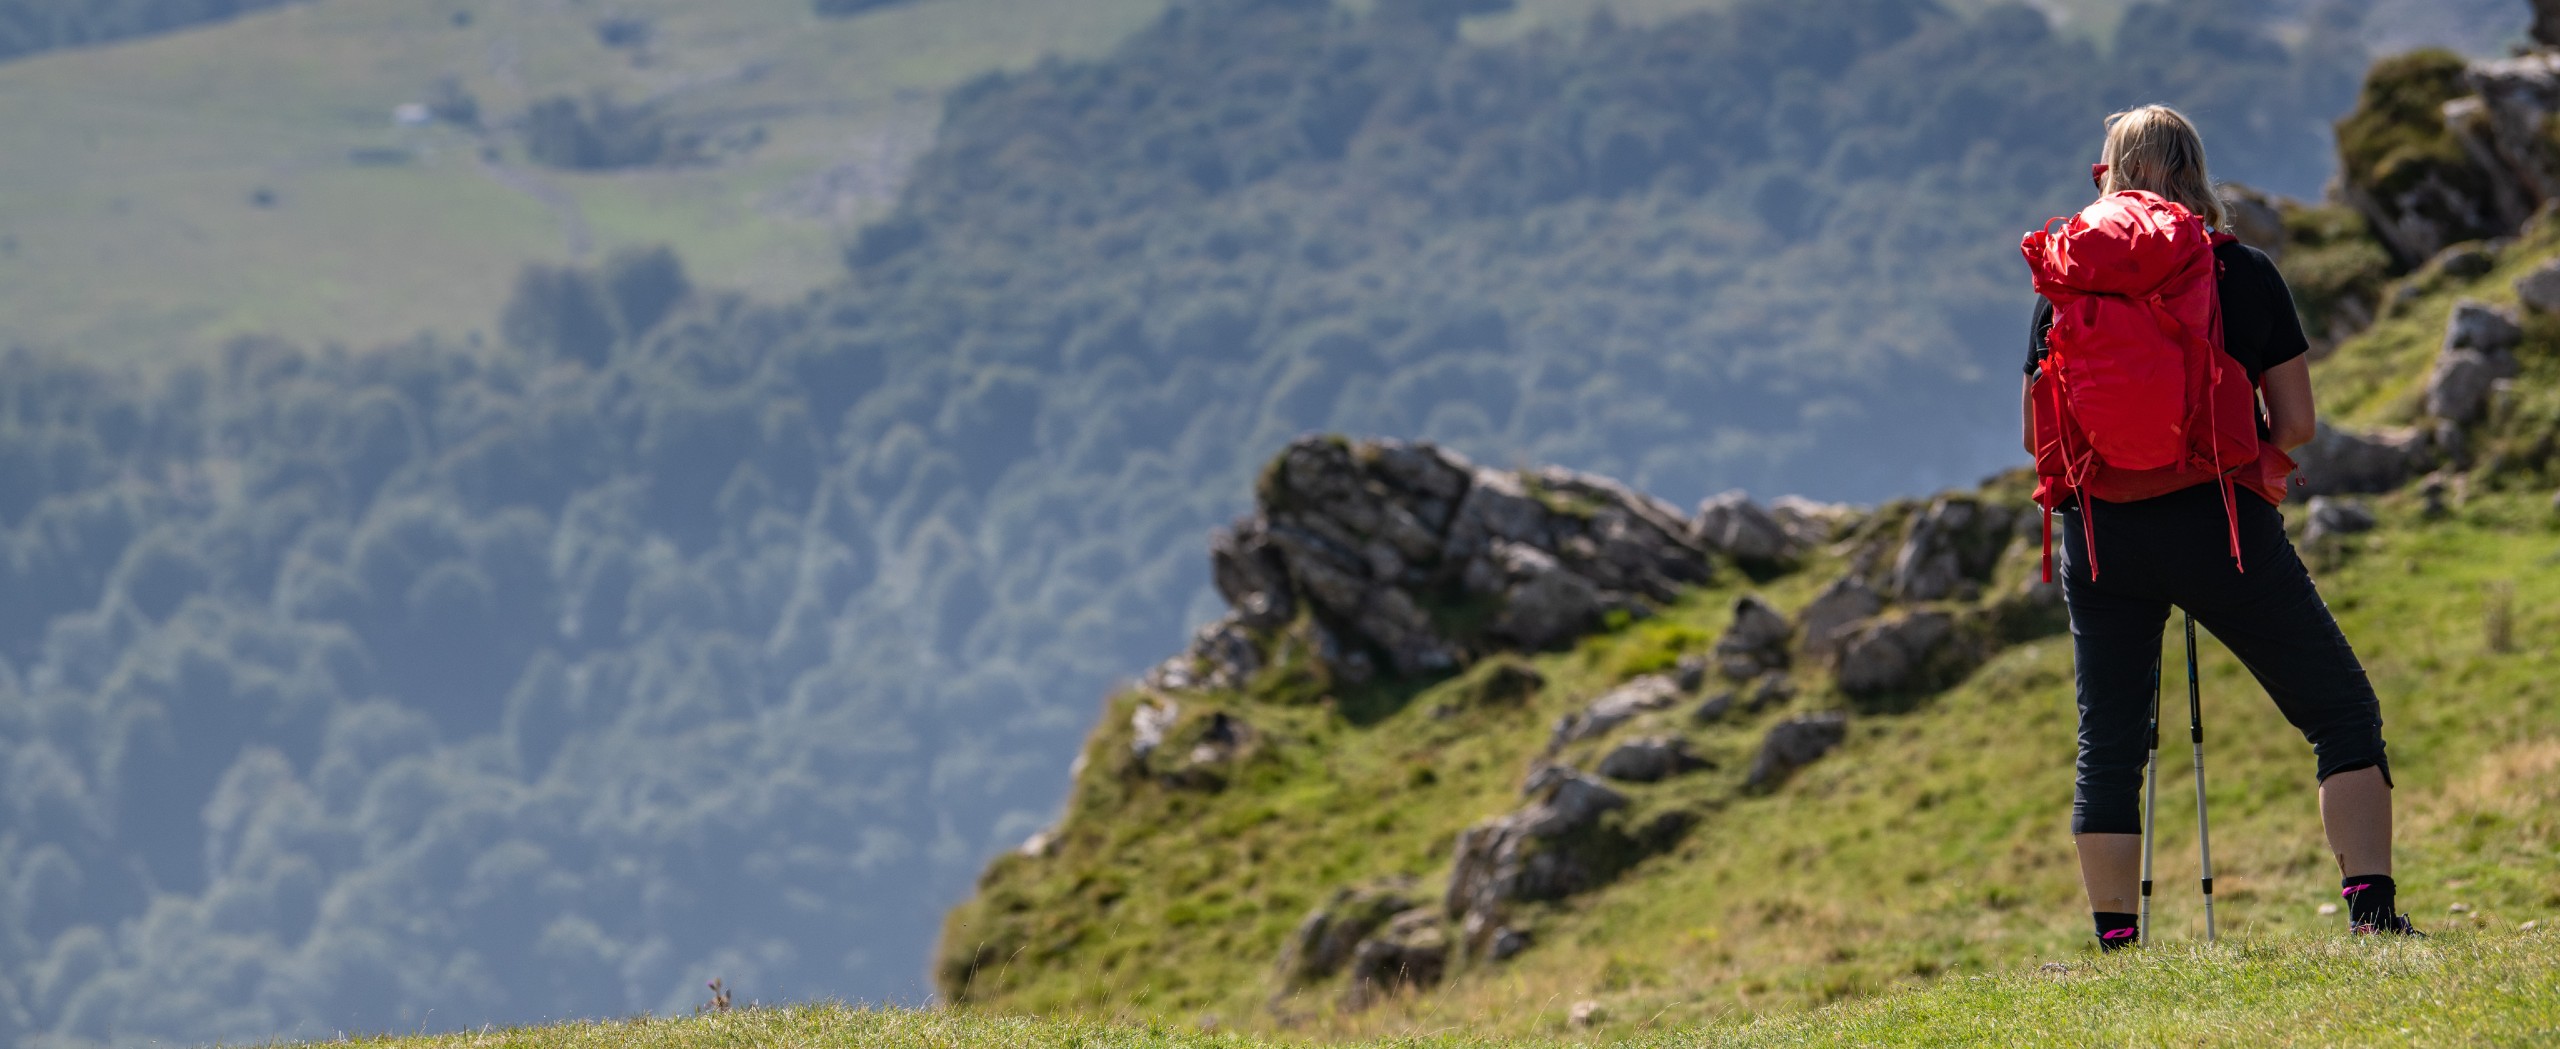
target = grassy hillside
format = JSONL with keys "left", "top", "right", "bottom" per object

{"left": 310, "top": 930, "right": 2560, "bottom": 1045}
{"left": 925, "top": 202, "right": 2560, "bottom": 1040}
{"left": 0, "top": 0, "right": 1170, "bottom": 360}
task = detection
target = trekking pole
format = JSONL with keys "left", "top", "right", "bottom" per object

{"left": 2186, "top": 613, "right": 2217, "bottom": 944}
{"left": 2139, "top": 651, "right": 2162, "bottom": 946}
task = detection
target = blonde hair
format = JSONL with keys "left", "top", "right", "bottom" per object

{"left": 2098, "top": 104, "right": 2229, "bottom": 230}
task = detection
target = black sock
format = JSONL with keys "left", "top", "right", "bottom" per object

{"left": 2093, "top": 911, "right": 2139, "bottom": 951}
{"left": 2342, "top": 874, "right": 2397, "bottom": 927}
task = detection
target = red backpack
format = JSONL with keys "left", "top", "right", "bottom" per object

{"left": 2020, "top": 190, "right": 2291, "bottom": 581}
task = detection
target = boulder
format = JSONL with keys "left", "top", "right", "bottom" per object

{"left": 2290, "top": 422, "right": 2437, "bottom": 497}
{"left": 1277, "top": 881, "right": 1416, "bottom": 985}
{"left": 1595, "top": 736, "right": 1710, "bottom": 783}
{"left": 2427, "top": 309, "right": 2522, "bottom": 425}
{"left": 1342, "top": 908, "right": 1448, "bottom": 1009}
{"left": 2446, "top": 299, "right": 2523, "bottom": 354}
{"left": 1445, "top": 771, "right": 1671, "bottom": 954}
{"left": 1461, "top": 659, "right": 1545, "bottom": 708}
{"left": 1690, "top": 691, "right": 1735, "bottom": 724}
{"left": 1163, "top": 711, "right": 1254, "bottom": 789}
{"left": 1833, "top": 612, "right": 1956, "bottom": 697}
{"left": 2515, "top": 258, "right": 2560, "bottom": 314}
{"left": 1745, "top": 712, "right": 1850, "bottom": 790}
{"left": 1888, "top": 496, "right": 2014, "bottom": 601}
{"left": 1228, "top": 438, "right": 1711, "bottom": 679}
{"left": 1711, "top": 594, "right": 1792, "bottom": 681}
{"left": 2457, "top": 54, "right": 2560, "bottom": 223}
{"left": 1548, "top": 674, "right": 1683, "bottom": 750}
{"left": 1692, "top": 490, "right": 1795, "bottom": 563}
{"left": 1769, "top": 496, "right": 1860, "bottom": 547}
{"left": 1744, "top": 671, "right": 1795, "bottom": 713}
{"left": 2305, "top": 496, "right": 2379, "bottom": 545}
{"left": 1797, "top": 575, "right": 1884, "bottom": 665}
{"left": 1672, "top": 652, "right": 1709, "bottom": 692}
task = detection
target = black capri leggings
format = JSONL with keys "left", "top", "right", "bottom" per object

{"left": 2058, "top": 483, "right": 2389, "bottom": 835}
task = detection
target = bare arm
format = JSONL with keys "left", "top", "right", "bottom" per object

{"left": 2261, "top": 356, "right": 2317, "bottom": 451}
{"left": 2021, "top": 374, "right": 2035, "bottom": 454}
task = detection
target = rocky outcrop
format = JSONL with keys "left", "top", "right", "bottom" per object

{"left": 1129, "top": 698, "right": 1179, "bottom": 762}
{"left": 2540, "top": 0, "right": 2560, "bottom": 49}
{"left": 1342, "top": 909, "right": 1449, "bottom": 1009}
{"left": 1888, "top": 496, "right": 2015, "bottom": 602}
{"left": 2291, "top": 422, "right": 2439, "bottom": 498}
{"left": 1692, "top": 491, "right": 1796, "bottom": 563}
{"left": 1595, "top": 736, "right": 1710, "bottom": 783}
{"left": 1548, "top": 673, "right": 1683, "bottom": 750}
{"left": 1145, "top": 616, "right": 1263, "bottom": 692}
{"left": 1797, "top": 575, "right": 1884, "bottom": 665}
{"left": 1744, "top": 713, "right": 1849, "bottom": 790}
{"left": 1216, "top": 437, "right": 1711, "bottom": 682}
{"left": 1445, "top": 770, "right": 1684, "bottom": 958}
{"left": 1278, "top": 881, "right": 1416, "bottom": 985}
{"left": 1710, "top": 595, "right": 1792, "bottom": 681}
{"left": 2428, "top": 300, "right": 2525, "bottom": 425}
{"left": 1833, "top": 611, "right": 1957, "bottom": 697}
{"left": 2515, "top": 258, "right": 2560, "bottom": 313}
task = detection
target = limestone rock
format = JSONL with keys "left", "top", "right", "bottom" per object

{"left": 1548, "top": 674, "right": 1683, "bottom": 750}
{"left": 1210, "top": 520, "right": 1295, "bottom": 630}
{"left": 1692, "top": 490, "right": 1795, "bottom": 563}
{"left": 1769, "top": 496, "right": 1860, "bottom": 547}
{"left": 2290, "top": 422, "right": 2437, "bottom": 497}
{"left": 2305, "top": 496, "right": 2379, "bottom": 545}
{"left": 1342, "top": 909, "right": 1448, "bottom": 1009}
{"left": 1163, "top": 711, "right": 1254, "bottom": 789}
{"left": 1711, "top": 594, "right": 1792, "bottom": 681}
{"left": 1595, "top": 735, "right": 1710, "bottom": 783}
{"left": 2427, "top": 309, "right": 2522, "bottom": 425}
{"left": 1833, "top": 612, "right": 1956, "bottom": 697}
{"left": 1445, "top": 771, "right": 1658, "bottom": 953}
{"left": 1673, "top": 652, "right": 1709, "bottom": 692}
{"left": 1143, "top": 614, "right": 1262, "bottom": 692}
{"left": 1744, "top": 671, "right": 1795, "bottom": 713}
{"left": 1129, "top": 698, "right": 1179, "bottom": 762}
{"left": 1278, "top": 881, "right": 1415, "bottom": 985}
{"left": 1745, "top": 712, "right": 1849, "bottom": 790}
{"left": 2515, "top": 258, "right": 2560, "bottom": 314}
{"left": 1797, "top": 575, "right": 1884, "bottom": 665}
{"left": 1691, "top": 691, "right": 1735, "bottom": 724}
{"left": 1229, "top": 437, "right": 1709, "bottom": 680}
{"left": 2447, "top": 299, "right": 2524, "bottom": 354}
{"left": 1888, "top": 496, "right": 2014, "bottom": 602}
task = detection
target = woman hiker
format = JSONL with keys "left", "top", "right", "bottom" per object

{"left": 2021, "top": 104, "right": 2417, "bottom": 949}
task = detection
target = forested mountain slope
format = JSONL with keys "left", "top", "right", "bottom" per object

{"left": 0, "top": 0, "right": 2455, "bottom": 1045}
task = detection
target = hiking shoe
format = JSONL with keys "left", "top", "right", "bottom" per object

{"left": 2351, "top": 914, "right": 2425, "bottom": 937}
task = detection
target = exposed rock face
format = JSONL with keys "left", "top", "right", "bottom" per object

{"left": 1278, "top": 881, "right": 1416, "bottom": 985}
{"left": 1797, "top": 575, "right": 1884, "bottom": 665}
{"left": 1445, "top": 770, "right": 1681, "bottom": 956}
{"left": 1692, "top": 490, "right": 1795, "bottom": 563}
{"left": 2305, "top": 496, "right": 2380, "bottom": 544}
{"left": 2291, "top": 422, "right": 2438, "bottom": 498}
{"left": 1595, "top": 736, "right": 1710, "bottom": 783}
{"left": 2516, "top": 258, "right": 2560, "bottom": 314}
{"left": 1548, "top": 673, "right": 1683, "bottom": 750}
{"left": 1144, "top": 615, "right": 1263, "bottom": 692}
{"left": 1771, "top": 496, "right": 1860, "bottom": 547}
{"left": 2428, "top": 301, "right": 2524, "bottom": 425}
{"left": 1220, "top": 438, "right": 1711, "bottom": 680}
{"left": 1888, "top": 496, "right": 2015, "bottom": 602}
{"left": 1711, "top": 595, "right": 1792, "bottom": 681}
{"left": 1833, "top": 612, "right": 1957, "bottom": 697}
{"left": 2344, "top": 51, "right": 2559, "bottom": 267}
{"left": 1342, "top": 909, "right": 1448, "bottom": 1009}
{"left": 1745, "top": 712, "right": 1849, "bottom": 790}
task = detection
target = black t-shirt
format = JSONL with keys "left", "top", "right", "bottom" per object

{"left": 2026, "top": 240, "right": 2310, "bottom": 384}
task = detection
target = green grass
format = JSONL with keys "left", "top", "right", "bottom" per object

{"left": 308, "top": 929, "right": 2560, "bottom": 1046}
